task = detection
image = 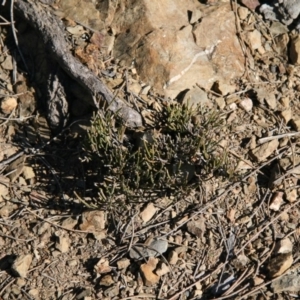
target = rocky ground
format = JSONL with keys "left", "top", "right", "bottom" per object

{"left": 1, "top": 0, "right": 300, "bottom": 299}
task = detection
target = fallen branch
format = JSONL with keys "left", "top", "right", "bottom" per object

{"left": 14, "top": 0, "right": 142, "bottom": 128}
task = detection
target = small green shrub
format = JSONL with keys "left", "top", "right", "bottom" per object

{"left": 84, "top": 102, "right": 228, "bottom": 203}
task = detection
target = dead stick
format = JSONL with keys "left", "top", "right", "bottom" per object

{"left": 258, "top": 132, "right": 300, "bottom": 144}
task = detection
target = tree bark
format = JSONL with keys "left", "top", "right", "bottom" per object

{"left": 14, "top": 0, "right": 142, "bottom": 128}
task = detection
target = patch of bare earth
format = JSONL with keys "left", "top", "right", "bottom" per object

{"left": 1, "top": 1, "right": 300, "bottom": 300}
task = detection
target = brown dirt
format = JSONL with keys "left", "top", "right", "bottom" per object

{"left": 1, "top": 1, "right": 300, "bottom": 300}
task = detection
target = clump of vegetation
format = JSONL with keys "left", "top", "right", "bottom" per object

{"left": 84, "top": 102, "right": 228, "bottom": 203}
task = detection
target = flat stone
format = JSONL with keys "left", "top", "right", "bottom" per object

{"left": 212, "top": 81, "right": 236, "bottom": 96}
{"left": 291, "top": 118, "right": 300, "bottom": 131}
{"left": 80, "top": 210, "right": 106, "bottom": 231}
{"left": 55, "top": 232, "right": 70, "bottom": 253}
{"left": 155, "top": 262, "right": 170, "bottom": 276}
{"left": 67, "top": 259, "right": 78, "bottom": 267}
{"left": 187, "top": 219, "right": 206, "bottom": 238}
{"left": 274, "top": 238, "right": 293, "bottom": 254}
{"left": 236, "top": 159, "right": 253, "bottom": 172}
{"left": 238, "top": 6, "right": 250, "bottom": 20}
{"left": 56, "top": 236, "right": 69, "bottom": 253}
{"left": 265, "top": 92, "right": 277, "bottom": 110}
{"left": 129, "top": 238, "right": 168, "bottom": 260}
{"left": 289, "top": 34, "right": 300, "bottom": 65}
{"left": 1, "top": 97, "right": 17, "bottom": 114}
{"left": 280, "top": 211, "right": 289, "bottom": 221}
{"left": 66, "top": 25, "right": 85, "bottom": 35}
{"left": 280, "top": 108, "right": 292, "bottom": 124}
{"left": 272, "top": 273, "right": 300, "bottom": 293}
{"left": 215, "top": 97, "right": 225, "bottom": 109}
{"left": 15, "top": 278, "right": 26, "bottom": 287}
{"left": 1, "top": 55, "right": 13, "bottom": 70}
{"left": 61, "top": 217, "right": 78, "bottom": 230}
{"left": 279, "top": 156, "right": 300, "bottom": 174}
{"left": 18, "top": 176, "right": 27, "bottom": 187}
{"left": 280, "top": 96, "right": 290, "bottom": 108}
{"left": 237, "top": 254, "right": 249, "bottom": 267}
{"left": 117, "top": 258, "right": 130, "bottom": 270}
{"left": 285, "top": 188, "right": 297, "bottom": 203}
{"left": 247, "top": 29, "right": 262, "bottom": 50}
{"left": 253, "top": 276, "right": 264, "bottom": 286}
{"left": 22, "top": 166, "right": 35, "bottom": 180}
{"left": 251, "top": 139, "right": 279, "bottom": 162}
{"left": 275, "top": 33, "right": 289, "bottom": 57}
{"left": 140, "top": 84, "right": 151, "bottom": 95}
{"left": 267, "top": 253, "right": 293, "bottom": 278}
{"left": 28, "top": 289, "right": 39, "bottom": 298}
{"left": 128, "top": 81, "right": 142, "bottom": 95}
{"left": 147, "top": 238, "right": 168, "bottom": 257}
{"left": 55, "top": 0, "right": 105, "bottom": 31}
{"left": 51, "top": 250, "right": 61, "bottom": 257}
{"left": 282, "top": 0, "right": 300, "bottom": 19}
{"left": 140, "top": 203, "right": 157, "bottom": 223}
{"left": 239, "top": 98, "right": 253, "bottom": 112}
{"left": 182, "top": 87, "right": 210, "bottom": 108}
{"left": 168, "top": 250, "right": 178, "bottom": 265}
{"left": 241, "top": 0, "right": 260, "bottom": 10}
{"left": 11, "top": 254, "right": 32, "bottom": 278}
{"left": 94, "top": 258, "right": 111, "bottom": 274}
{"left": 103, "top": 285, "right": 120, "bottom": 298}
{"left": 0, "top": 203, "right": 17, "bottom": 218}
{"left": 269, "top": 21, "right": 289, "bottom": 35}
{"left": 100, "top": 275, "right": 114, "bottom": 287}
{"left": 269, "top": 191, "right": 284, "bottom": 211}
{"left": 93, "top": 230, "right": 107, "bottom": 241}
{"left": 140, "top": 257, "right": 160, "bottom": 286}
{"left": 255, "top": 87, "right": 276, "bottom": 106}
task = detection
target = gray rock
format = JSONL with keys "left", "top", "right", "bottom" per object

{"left": 271, "top": 273, "right": 300, "bottom": 293}
{"left": 129, "top": 238, "right": 168, "bottom": 260}
{"left": 282, "top": 0, "right": 300, "bottom": 20}
{"left": 259, "top": 4, "right": 277, "bottom": 21}
{"left": 269, "top": 21, "right": 289, "bottom": 35}
{"left": 182, "top": 87, "right": 210, "bottom": 108}
{"left": 112, "top": 1, "right": 245, "bottom": 99}
{"left": 48, "top": 0, "right": 245, "bottom": 99}
{"left": 147, "top": 239, "right": 168, "bottom": 257}
{"left": 260, "top": 0, "right": 300, "bottom": 27}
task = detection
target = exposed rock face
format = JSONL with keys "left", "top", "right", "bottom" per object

{"left": 191, "top": 3, "right": 245, "bottom": 94}
{"left": 111, "top": 0, "right": 245, "bottom": 98}
{"left": 56, "top": 0, "right": 245, "bottom": 98}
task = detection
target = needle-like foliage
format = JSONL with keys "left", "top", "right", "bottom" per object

{"left": 84, "top": 102, "right": 228, "bottom": 204}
